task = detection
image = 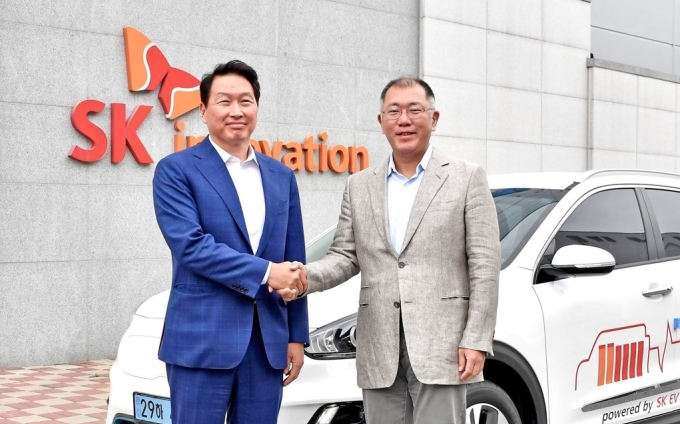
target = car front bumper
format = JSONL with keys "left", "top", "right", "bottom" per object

{"left": 106, "top": 353, "right": 362, "bottom": 424}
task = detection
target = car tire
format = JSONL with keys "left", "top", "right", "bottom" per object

{"left": 466, "top": 381, "right": 522, "bottom": 424}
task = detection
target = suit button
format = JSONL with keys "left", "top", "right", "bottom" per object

{"left": 394, "top": 301, "right": 401, "bottom": 308}
{"left": 398, "top": 262, "right": 405, "bottom": 269}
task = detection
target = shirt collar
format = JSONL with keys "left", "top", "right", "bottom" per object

{"left": 209, "top": 135, "right": 259, "bottom": 166}
{"left": 387, "top": 144, "right": 433, "bottom": 178}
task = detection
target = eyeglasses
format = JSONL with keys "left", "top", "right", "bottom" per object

{"left": 381, "top": 106, "right": 434, "bottom": 121}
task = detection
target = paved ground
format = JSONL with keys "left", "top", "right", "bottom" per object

{"left": 0, "top": 359, "right": 112, "bottom": 424}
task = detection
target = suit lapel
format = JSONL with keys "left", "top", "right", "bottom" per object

{"left": 400, "top": 149, "right": 449, "bottom": 253}
{"left": 255, "top": 154, "right": 278, "bottom": 257}
{"left": 193, "top": 138, "right": 251, "bottom": 251}
{"left": 370, "top": 158, "right": 399, "bottom": 259}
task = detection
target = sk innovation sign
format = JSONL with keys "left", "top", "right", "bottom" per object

{"left": 68, "top": 27, "right": 369, "bottom": 173}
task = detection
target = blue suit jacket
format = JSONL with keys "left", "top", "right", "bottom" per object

{"left": 152, "top": 138, "right": 309, "bottom": 370}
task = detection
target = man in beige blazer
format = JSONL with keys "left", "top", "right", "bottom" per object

{"left": 298, "top": 77, "right": 500, "bottom": 423}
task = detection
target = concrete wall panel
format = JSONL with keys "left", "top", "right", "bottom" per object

{"left": 487, "top": 32, "right": 542, "bottom": 91}
{"left": 113, "top": 1, "right": 278, "bottom": 56}
{"left": 3, "top": 1, "right": 91, "bottom": 29}
{"left": 0, "top": 103, "right": 90, "bottom": 185}
{"left": 591, "top": 101, "right": 637, "bottom": 152}
{"left": 637, "top": 108, "right": 676, "bottom": 155}
{"left": 87, "top": 185, "right": 166, "bottom": 261}
{"left": 422, "top": 0, "right": 487, "bottom": 28}
{"left": 542, "top": 43, "right": 589, "bottom": 99}
{"left": 280, "top": 0, "right": 416, "bottom": 73}
{"left": 542, "top": 0, "right": 590, "bottom": 50}
{"left": 636, "top": 153, "right": 677, "bottom": 172}
{"left": 487, "top": 86, "right": 541, "bottom": 144}
{"left": 0, "top": 183, "right": 90, "bottom": 263}
{"left": 638, "top": 77, "right": 676, "bottom": 111}
{"left": 430, "top": 136, "right": 487, "bottom": 167}
{"left": 422, "top": 18, "right": 486, "bottom": 84}
{"left": 542, "top": 94, "right": 587, "bottom": 148}
{"left": 488, "top": 0, "right": 542, "bottom": 40}
{"left": 0, "top": 22, "right": 90, "bottom": 106}
{"left": 591, "top": 67, "right": 638, "bottom": 106}
{"left": 277, "top": 59, "right": 356, "bottom": 129}
{"left": 487, "top": 140, "right": 541, "bottom": 173}
{"left": 426, "top": 78, "right": 487, "bottom": 139}
{"left": 589, "top": 66, "right": 680, "bottom": 173}
{"left": 353, "top": 8, "right": 419, "bottom": 73}
{"left": 677, "top": 113, "right": 680, "bottom": 156}
{"left": 590, "top": 149, "right": 637, "bottom": 169}
{"left": 541, "top": 145, "right": 587, "bottom": 172}
{"left": 0, "top": 261, "right": 89, "bottom": 366}
{"left": 332, "top": 0, "right": 418, "bottom": 15}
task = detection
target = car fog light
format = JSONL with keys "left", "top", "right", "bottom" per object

{"left": 305, "top": 313, "right": 357, "bottom": 359}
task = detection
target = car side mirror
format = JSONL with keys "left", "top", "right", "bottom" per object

{"left": 551, "top": 245, "right": 616, "bottom": 275}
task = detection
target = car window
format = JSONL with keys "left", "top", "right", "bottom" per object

{"left": 493, "top": 188, "right": 567, "bottom": 268}
{"left": 645, "top": 189, "right": 680, "bottom": 259}
{"left": 543, "top": 189, "right": 648, "bottom": 267}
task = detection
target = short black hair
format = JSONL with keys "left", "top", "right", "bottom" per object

{"left": 380, "top": 77, "right": 436, "bottom": 109}
{"left": 200, "top": 60, "right": 261, "bottom": 105}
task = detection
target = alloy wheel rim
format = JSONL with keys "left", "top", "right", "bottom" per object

{"left": 466, "top": 403, "right": 511, "bottom": 424}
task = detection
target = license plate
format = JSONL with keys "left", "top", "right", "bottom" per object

{"left": 133, "top": 392, "right": 172, "bottom": 424}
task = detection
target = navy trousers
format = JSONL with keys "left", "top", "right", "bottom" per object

{"left": 166, "top": 313, "right": 284, "bottom": 424}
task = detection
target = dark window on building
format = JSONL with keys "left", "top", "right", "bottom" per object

{"left": 543, "top": 189, "right": 648, "bottom": 267}
{"left": 646, "top": 189, "right": 680, "bottom": 259}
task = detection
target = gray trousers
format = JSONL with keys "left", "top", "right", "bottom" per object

{"left": 362, "top": 320, "right": 466, "bottom": 424}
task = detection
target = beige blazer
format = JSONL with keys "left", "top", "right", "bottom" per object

{"left": 306, "top": 147, "right": 501, "bottom": 389}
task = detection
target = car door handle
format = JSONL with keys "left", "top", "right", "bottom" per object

{"left": 642, "top": 286, "right": 674, "bottom": 297}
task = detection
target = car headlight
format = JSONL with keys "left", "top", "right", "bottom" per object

{"left": 305, "top": 313, "right": 357, "bottom": 359}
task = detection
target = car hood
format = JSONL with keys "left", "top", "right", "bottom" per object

{"left": 135, "top": 290, "right": 170, "bottom": 319}
{"left": 132, "top": 276, "right": 361, "bottom": 330}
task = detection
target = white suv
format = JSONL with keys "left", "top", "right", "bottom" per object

{"left": 107, "top": 169, "right": 680, "bottom": 424}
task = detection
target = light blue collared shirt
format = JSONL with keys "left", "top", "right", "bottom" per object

{"left": 387, "top": 145, "right": 433, "bottom": 254}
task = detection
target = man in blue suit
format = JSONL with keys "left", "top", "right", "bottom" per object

{"left": 152, "top": 60, "right": 309, "bottom": 424}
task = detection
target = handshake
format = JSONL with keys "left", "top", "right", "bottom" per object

{"left": 267, "top": 261, "right": 307, "bottom": 301}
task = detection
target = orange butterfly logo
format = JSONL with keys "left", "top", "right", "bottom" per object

{"left": 123, "top": 27, "right": 200, "bottom": 120}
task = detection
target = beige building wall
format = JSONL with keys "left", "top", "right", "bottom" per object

{"left": 420, "top": 0, "right": 592, "bottom": 174}
{"left": 588, "top": 60, "right": 680, "bottom": 172}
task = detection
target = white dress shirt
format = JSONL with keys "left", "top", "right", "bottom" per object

{"left": 387, "top": 145, "right": 433, "bottom": 254}
{"left": 209, "top": 137, "right": 271, "bottom": 284}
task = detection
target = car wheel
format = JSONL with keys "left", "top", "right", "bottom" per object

{"left": 466, "top": 381, "right": 522, "bottom": 424}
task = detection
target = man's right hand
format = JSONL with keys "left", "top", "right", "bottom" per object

{"left": 268, "top": 262, "right": 307, "bottom": 300}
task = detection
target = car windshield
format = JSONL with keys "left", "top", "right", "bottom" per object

{"left": 493, "top": 188, "right": 567, "bottom": 268}
{"left": 308, "top": 187, "right": 568, "bottom": 269}
{"left": 305, "top": 225, "right": 337, "bottom": 263}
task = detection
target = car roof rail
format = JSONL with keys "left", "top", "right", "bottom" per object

{"left": 577, "top": 168, "right": 680, "bottom": 183}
